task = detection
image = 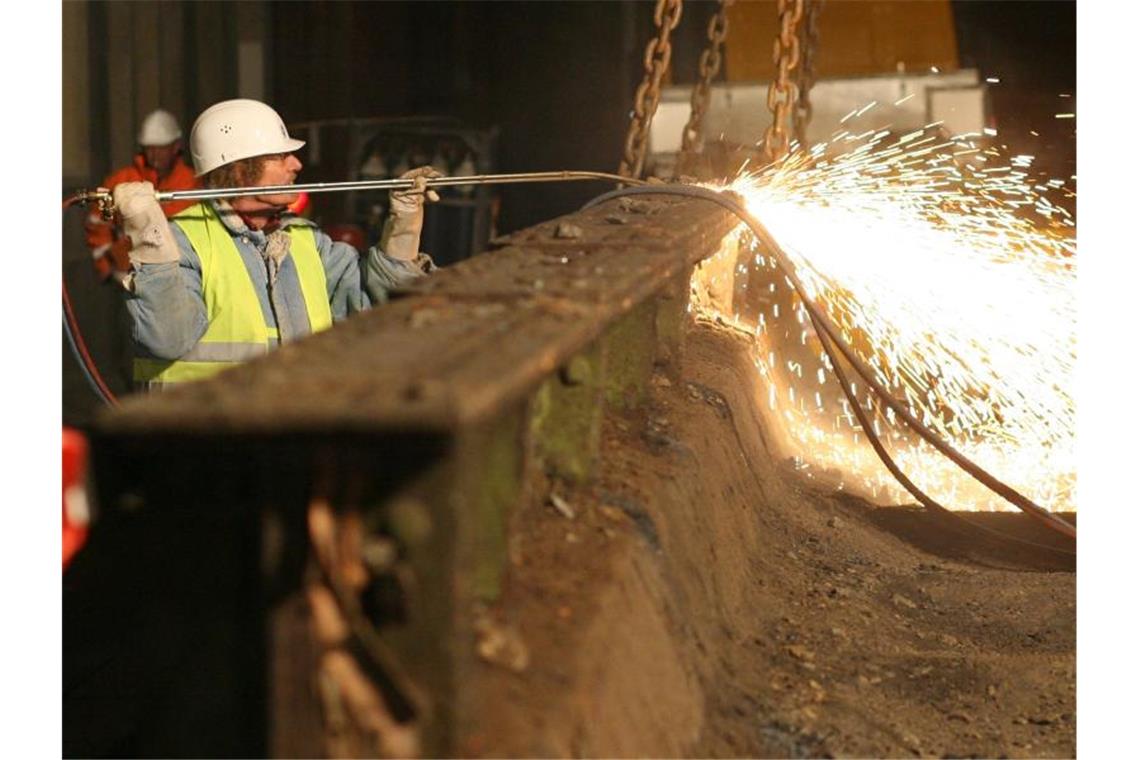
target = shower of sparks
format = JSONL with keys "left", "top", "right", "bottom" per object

{"left": 690, "top": 119, "right": 1076, "bottom": 513}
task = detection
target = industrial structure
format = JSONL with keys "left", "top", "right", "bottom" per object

{"left": 62, "top": 2, "right": 1076, "bottom": 757}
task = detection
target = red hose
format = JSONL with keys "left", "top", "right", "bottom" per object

{"left": 61, "top": 280, "right": 119, "bottom": 406}
{"left": 62, "top": 195, "right": 119, "bottom": 407}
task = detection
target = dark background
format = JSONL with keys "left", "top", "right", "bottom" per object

{"left": 952, "top": 0, "right": 1077, "bottom": 181}
{"left": 65, "top": 1, "right": 1077, "bottom": 234}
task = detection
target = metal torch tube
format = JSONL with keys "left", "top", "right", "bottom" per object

{"left": 155, "top": 170, "right": 648, "bottom": 203}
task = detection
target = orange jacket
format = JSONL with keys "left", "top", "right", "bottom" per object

{"left": 85, "top": 153, "right": 199, "bottom": 279}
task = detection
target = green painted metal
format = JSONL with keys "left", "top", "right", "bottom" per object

{"left": 530, "top": 342, "right": 606, "bottom": 483}
{"left": 458, "top": 408, "right": 525, "bottom": 603}
{"left": 603, "top": 298, "right": 658, "bottom": 411}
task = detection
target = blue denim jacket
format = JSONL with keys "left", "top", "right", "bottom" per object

{"left": 125, "top": 200, "right": 433, "bottom": 361}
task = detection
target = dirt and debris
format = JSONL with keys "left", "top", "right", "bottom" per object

{"left": 554, "top": 222, "right": 584, "bottom": 239}
{"left": 474, "top": 611, "right": 531, "bottom": 673}
{"left": 617, "top": 198, "right": 655, "bottom": 215}
{"left": 548, "top": 492, "right": 576, "bottom": 520}
{"left": 466, "top": 319, "right": 1075, "bottom": 758}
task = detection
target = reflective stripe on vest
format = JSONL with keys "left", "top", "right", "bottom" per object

{"left": 134, "top": 203, "right": 333, "bottom": 387}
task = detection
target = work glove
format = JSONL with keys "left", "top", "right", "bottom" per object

{"left": 112, "top": 181, "right": 180, "bottom": 266}
{"left": 382, "top": 166, "right": 443, "bottom": 261}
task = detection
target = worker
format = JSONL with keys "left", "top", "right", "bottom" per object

{"left": 112, "top": 98, "right": 440, "bottom": 389}
{"left": 85, "top": 109, "right": 198, "bottom": 285}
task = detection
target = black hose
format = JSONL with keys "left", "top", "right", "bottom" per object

{"left": 63, "top": 307, "right": 115, "bottom": 407}
{"left": 584, "top": 184, "right": 1076, "bottom": 543}
{"left": 62, "top": 279, "right": 119, "bottom": 408}
{"left": 814, "top": 309, "right": 1074, "bottom": 558}
{"left": 62, "top": 195, "right": 119, "bottom": 408}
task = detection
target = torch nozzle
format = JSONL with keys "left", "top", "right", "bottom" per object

{"left": 63, "top": 188, "right": 115, "bottom": 219}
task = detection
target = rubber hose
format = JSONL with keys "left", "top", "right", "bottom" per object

{"left": 62, "top": 196, "right": 119, "bottom": 407}
{"left": 62, "top": 280, "right": 119, "bottom": 407}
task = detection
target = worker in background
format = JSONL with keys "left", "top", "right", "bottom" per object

{"left": 85, "top": 109, "right": 198, "bottom": 286}
{"left": 111, "top": 98, "right": 440, "bottom": 389}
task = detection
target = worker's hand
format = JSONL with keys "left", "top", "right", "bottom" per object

{"left": 389, "top": 166, "right": 443, "bottom": 218}
{"left": 112, "top": 181, "right": 179, "bottom": 266}
{"left": 380, "top": 167, "right": 442, "bottom": 261}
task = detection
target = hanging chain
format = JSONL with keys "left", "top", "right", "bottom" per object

{"left": 793, "top": 0, "right": 822, "bottom": 149}
{"left": 761, "top": 0, "right": 804, "bottom": 163}
{"left": 619, "top": 0, "right": 684, "bottom": 180}
{"left": 679, "top": 0, "right": 733, "bottom": 160}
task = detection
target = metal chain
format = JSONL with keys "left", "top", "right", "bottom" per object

{"left": 679, "top": 0, "right": 734, "bottom": 160}
{"left": 761, "top": 0, "right": 805, "bottom": 162}
{"left": 793, "top": 0, "right": 822, "bottom": 149}
{"left": 619, "top": 0, "right": 684, "bottom": 180}
{"left": 306, "top": 482, "right": 424, "bottom": 758}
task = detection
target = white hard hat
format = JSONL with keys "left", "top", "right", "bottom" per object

{"left": 189, "top": 99, "right": 305, "bottom": 176}
{"left": 137, "top": 109, "right": 182, "bottom": 147}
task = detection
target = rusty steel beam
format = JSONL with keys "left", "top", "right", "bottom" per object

{"left": 78, "top": 194, "right": 738, "bottom": 757}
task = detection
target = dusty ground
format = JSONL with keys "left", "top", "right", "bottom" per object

{"left": 466, "top": 318, "right": 1075, "bottom": 758}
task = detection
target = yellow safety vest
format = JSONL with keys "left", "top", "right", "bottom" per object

{"left": 134, "top": 202, "right": 333, "bottom": 387}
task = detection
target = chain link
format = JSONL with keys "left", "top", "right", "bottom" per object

{"left": 306, "top": 481, "right": 424, "bottom": 758}
{"left": 619, "top": 0, "right": 684, "bottom": 180}
{"left": 761, "top": 0, "right": 804, "bottom": 162}
{"left": 679, "top": 0, "right": 733, "bottom": 162}
{"left": 794, "top": 0, "right": 822, "bottom": 149}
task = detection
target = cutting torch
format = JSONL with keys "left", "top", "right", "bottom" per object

{"left": 66, "top": 170, "right": 650, "bottom": 219}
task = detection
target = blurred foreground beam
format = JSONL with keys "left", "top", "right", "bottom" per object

{"left": 81, "top": 193, "right": 737, "bottom": 757}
